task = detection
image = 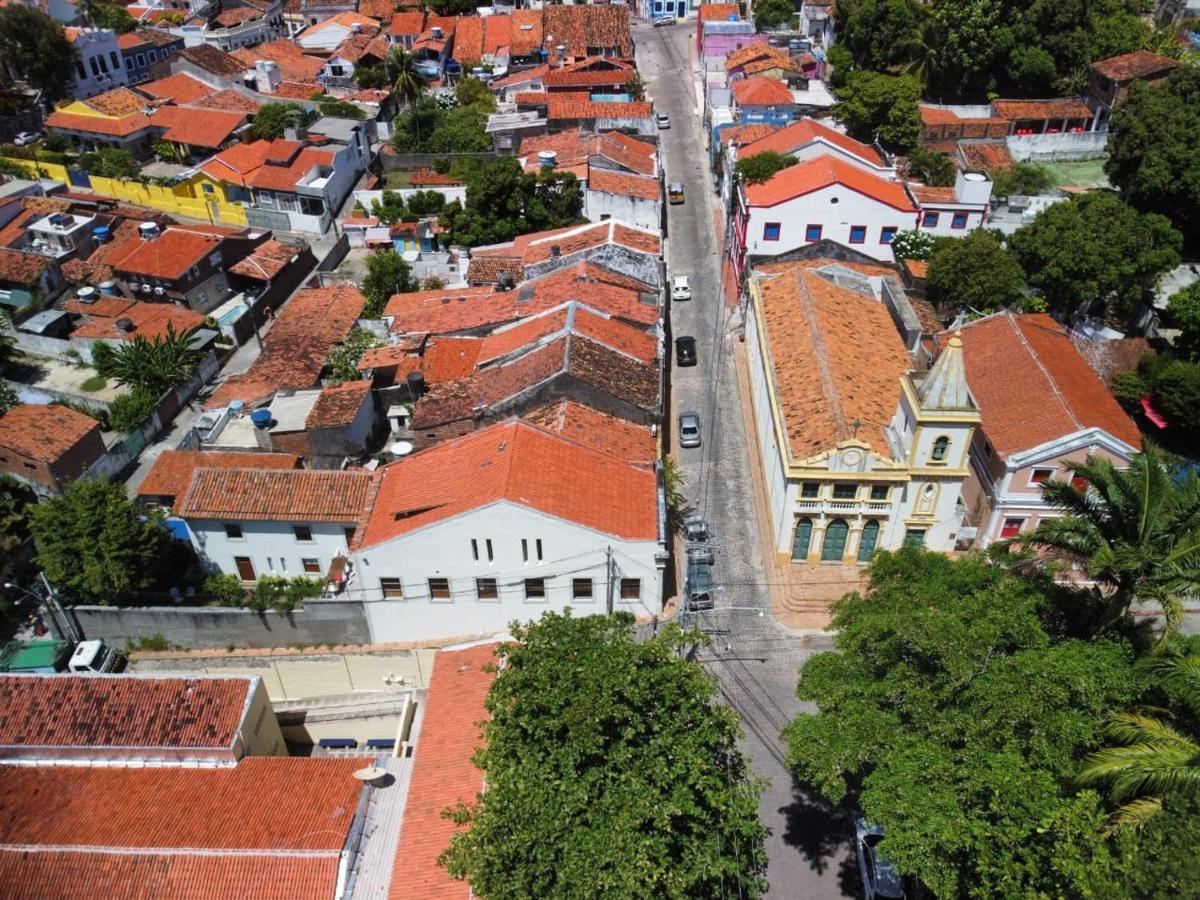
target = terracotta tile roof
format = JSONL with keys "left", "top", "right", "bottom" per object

{"left": 739, "top": 117, "right": 885, "bottom": 166}
{"left": 0, "top": 757, "right": 363, "bottom": 895}
{"left": 544, "top": 66, "right": 632, "bottom": 89}
{"left": 152, "top": 104, "right": 246, "bottom": 148}
{"left": 952, "top": 312, "right": 1141, "bottom": 457}
{"left": 206, "top": 286, "right": 365, "bottom": 409}
{"left": 511, "top": 8, "right": 542, "bottom": 55}
{"left": 587, "top": 166, "right": 659, "bottom": 201}
{"left": 83, "top": 87, "right": 151, "bottom": 117}
{"left": 957, "top": 141, "right": 1012, "bottom": 172}
{"left": 387, "top": 643, "right": 497, "bottom": 900}
{"left": 227, "top": 239, "right": 295, "bottom": 281}
{"left": 137, "top": 450, "right": 300, "bottom": 507}
{"left": 464, "top": 255, "right": 525, "bottom": 285}
{"left": 302, "top": 11, "right": 379, "bottom": 37}
{"left": 361, "top": 420, "right": 657, "bottom": 546}
{"left": 191, "top": 88, "right": 262, "bottom": 113}
{"left": 306, "top": 379, "right": 371, "bottom": 428}
{"left": 0, "top": 248, "right": 50, "bottom": 286}
{"left": 745, "top": 155, "right": 916, "bottom": 210}
{"left": 179, "top": 44, "right": 250, "bottom": 78}
{"left": 384, "top": 285, "right": 495, "bottom": 318}
{"left": 452, "top": 15, "right": 484, "bottom": 61}
{"left": 516, "top": 89, "right": 588, "bottom": 105}
{"left": 732, "top": 76, "right": 793, "bottom": 107}
{"left": 524, "top": 399, "right": 655, "bottom": 464}
{"left": 45, "top": 110, "right": 154, "bottom": 137}
{"left": 541, "top": 5, "right": 632, "bottom": 58}
{"left": 62, "top": 294, "right": 135, "bottom": 317}
{"left": 1090, "top": 50, "right": 1179, "bottom": 81}
{"left": 359, "top": 0, "right": 394, "bottom": 21}
{"left": 72, "top": 301, "right": 205, "bottom": 341}
{"left": 724, "top": 43, "right": 788, "bottom": 72}
{"left": 201, "top": 139, "right": 332, "bottom": 191}
{"left": 719, "top": 122, "right": 780, "bottom": 147}
{"left": 215, "top": 6, "right": 262, "bottom": 25}
{"left": 332, "top": 30, "right": 390, "bottom": 64}
{"left": 991, "top": 98, "right": 1091, "bottom": 121}
{"left": 903, "top": 258, "right": 929, "bottom": 279}
{"left": 138, "top": 73, "right": 215, "bottom": 105}
{"left": 699, "top": 3, "right": 740, "bottom": 22}
{"left": 490, "top": 62, "right": 549, "bottom": 90}
{"left": 741, "top": 55, "right": 805, "bottom": 76}
{"left": 389, "top": 10, "right": 425, "bottom": 34}
{"left": 519, "top": 129, "right": 656, "bottom": 176}
{"left": 107, "top": 226, "right": 229, "bottom": 280}
{"left": 518, "top": 263, "right": 658, "bottom": 324}
{"left": 477, "top": 306, "right": 569, "bottom": 363}
{"left": 231, "top": 39, "right": 325, "bottom": 82}
{"left": 1073, "top": 335, "right": 1151, "bottom": 388}
{"left": 919, "top": 103, "right": 1000, "bottom": 126}
{"left": 908, "top": 184, "right": 960, "bottom": 204}
{"left": 753, "top": 262, "right": 912, "bottom": 461}
{"left": 179, "top": 467, "right": 371, "bottom": 522}
{"left": 546, "top": 99, "right": 653, "bottom": 120}
{"left": 272, "top": 80, "right": 323, "bottom": 99}
{"left": 409, "top": 168, "right": 462, "bottom": 186}
{"left": 0, "top": 674, "right": 253, "bottom": 751}
{"left": 0, "top": 404, "right": 101, "bottom": 463}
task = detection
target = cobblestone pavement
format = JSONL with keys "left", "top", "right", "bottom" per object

{"left": 635, "top": 21, "right": 857, "bottom": 899}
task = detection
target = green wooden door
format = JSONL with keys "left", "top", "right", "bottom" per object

{"left": 791, "top": 519, "right": 812, "bottom": 561}
{"left": 857, "top": 520, "right": 879, "bottom": 561}
{"left": 821, "top": 519, "right": 848, "bottom": 561}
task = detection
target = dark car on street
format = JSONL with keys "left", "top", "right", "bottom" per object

{"left": 675, "top": 335, "right": 697, "bottom": 366}
{"left": 856, "top": 819, "right": 904, "bottom": 899}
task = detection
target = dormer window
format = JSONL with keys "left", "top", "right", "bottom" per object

{"left": 931, "top": 436, "right": 949, "bottom": 462}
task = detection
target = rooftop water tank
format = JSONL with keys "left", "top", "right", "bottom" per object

{"left": 92, "top": 225, "right": 111, "bottom": 244}
{"left": 250, "top": 409, "right": 272, "bottom": 429}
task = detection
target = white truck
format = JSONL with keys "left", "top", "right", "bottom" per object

{"left": 66, "top": 639, "right": 119, "bottom": 673}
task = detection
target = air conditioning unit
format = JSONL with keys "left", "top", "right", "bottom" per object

{"left": 154, "top": 286, "right": 164, "bottom": 295}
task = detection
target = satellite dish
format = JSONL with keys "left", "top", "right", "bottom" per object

{"left": 390, "top": 441, "right": 414, "bottom": 457}
{"left": 353, "top": 765, "right": 389, "bottom": 782}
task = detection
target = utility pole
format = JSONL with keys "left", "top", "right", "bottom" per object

{"left": 605, "top": 545, "right": 614, "bottom": 616}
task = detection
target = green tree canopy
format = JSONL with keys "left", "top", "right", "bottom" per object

{"left": 31, "top": 479, "right": 172, "bottom": 603}
{"left": 361, "top": 249, "right": 416, "bottom": 317}
{"left": 734, "top": 149, "right": 793, "bottom": 185}
{"left": 784, "top": 550, "right": 1142, "bottom": 898}
{"left": 249, "top": 102, "right": 313, "bottom": 141}
{"left": 990, "top": 161, "right": 1054, "bottom": 197}
{"left": 391, "top": 99, "right": 491, "bottom": 154}
{"left": 1008, "top": 192, "right": 1181, "bottom": 320}
{"left": 0, "top": 7, "right": 76, "bottom": 100}
{"left": 926, "top": 228, "right": 1028, "bottom": 311}
{"left": 754, "top": 0, "right": 795, "bottom": 31}
{"left": 439, "top": 157, "right": 584, "bottom": 247}
{"left": 453, "top": 75, "right": 494, "bottom": 111}
{"left": 1106, "top": 67, "right": 1200, "bottom": 250}
{"left": 440, "top": 612, "right": 768, "bottom": 898}
{"left": 1166, "top": 282, "right": 1200, "bottom": 362}
{"left": 1150, "top": 360, "right": 1200, "bottom": 444}
{"left": 92, "top": 322, "right": 200, "bottom": 397}
{"left": 833, "top": 71, "right": 921, "bottom": 154}
{"left": 323, "top": 327, "right": 381, "bottom": 384}
{"left": 906, "top": 148, "right": 955, "bottom": 186}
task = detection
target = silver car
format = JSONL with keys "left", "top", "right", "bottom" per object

{"left": 855, "top": 820, "right": 904, "bottom": 899}
{"left": 678, "top": 411, "right": 701, "bottom": 448}
{"left": 671, "top": 275, "right": 691, "bottom": 301}
{"left": 656, "top": 113, "right": 670, "bottom": 129}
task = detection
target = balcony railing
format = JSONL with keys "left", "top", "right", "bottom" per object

{"left": 796, "top": 498, "right": 892, "bottom": 515}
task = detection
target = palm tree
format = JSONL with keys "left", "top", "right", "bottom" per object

{"left": 1015, "top": 446, "right": 1200, "bottom": 639}
{"left": 384, "top": 48, "right": 425, "bottom": 109}
{"left": 1080, "top": 650, "right": 1200, "bottom": 830}
{"left": 895, "top": 20, "right": 943, "bottom": 92}
{"left": 98, "top": 323, "right": 200, "bottom": 397}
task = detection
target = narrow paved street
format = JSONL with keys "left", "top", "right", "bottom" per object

{"left": 635, "top": 21, "right": 856, "bottom": 898}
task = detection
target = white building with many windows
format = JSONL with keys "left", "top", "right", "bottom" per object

{"left": 745, "top": 258, "right": 980, "bottom": 564}
{"left": 346, "top": 419, "right": 666, "bottom": 643}
{"left": 67, "top": 28, "right": 130, "bottom": 99}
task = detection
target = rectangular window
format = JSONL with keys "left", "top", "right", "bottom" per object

{"left": 224, "top": 523, "right": 243, "bottom": 539}
{"left": 903, "top": 528, "right": 927, "bottom": 548}
{"left": 302, "top": 558, "right": 321, "bottom": 574}
{"left": 804, "top": 223, "right": 822, "bottom": 242}
{"left": 849, "top": 225, "right": 867, "bottom": 244}
{"left": 1071, "top": 474, "right": 1088, "bottom": 492}
{"left": 148, "top": 49, "right": 157, "bottom": 62}
{"left": 136, "top": 52, "right": 146, "bottom": 67}
{"left": 89, "top": 57, "right": 101, "bottom": 77}
{"left": 293, "top": 525, "right": 313, "bottom": 542}
{"left": 922, "top": 211, "right": 940, "bottom": 229}
{"left": 763, "top": 222, "right": 781, "bottom": 241}
{"left": 109, "top": 51, "right": 119, "bottom": 70}
{"left": 521, "top": 538, "right": 528, "bottom": 562}
{"left": 97, "top": 54, "right": 108, "bottom": 74}
{"left": 1000, "top": 517, "right": 1025, "bottom": 539}
{"left": 476, "top": 578, "right": 498, "bottom": 600}
{"left": 880, "top": 226, "right": 898, "bottom": 244}
{"left": 471, "top": 538, "right": 479, "bottom": 561}
{"left": 428, "top": 577, "right": 450, "bottom": 599}
{"left": 800, "top": 481, "right": 820, "bottom": 499}
{"left": 524, "top": 577, "right": 546, "bottom": 600}
{"left": 870, "top": 484, "right": 889, "bottom": 501}
{"left": 572, "top": 578, "right": 594, "bottom": 600}
{"left": 619, "top": 578, "right": 640, "bottom": 600}
{"left": 535, "top": 539, "right": 543, "bottom": 561}
{"left": 1030, "top": 468, "right": 1055, "bottom": 486}
{"left": 485, "top": 538, "right": 493, "bottom": 561}
{"left": 832, "top": 483, "right": 857, "bottom": 500}
{"left": 379, "top": 578, "right": 404, "bottom": 598}
{"left": 951, "top": 212, "right": 969, "bottom": 229}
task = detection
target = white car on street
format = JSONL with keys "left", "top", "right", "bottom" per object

{"left": 671, "top": 275, "right": 691, "bottom": 301}
{"left": 13, "top": 132, "right": 40, "bottom": 146}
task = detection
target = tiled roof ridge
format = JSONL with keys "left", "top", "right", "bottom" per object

{"left": 4, "top": 843, "right": 344, "bottom": 857}
{"left": 794, "top": 268, "right": 846, "bottom": 440}
{"left": 1005, "top": 312, "right": 1085, "bottom": 433}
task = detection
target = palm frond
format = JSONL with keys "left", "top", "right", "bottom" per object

{"left": 1109, "top": 796, "right": 1164, "bottom": 832}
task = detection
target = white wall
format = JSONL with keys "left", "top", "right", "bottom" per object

{"left": 584, "top": 189, "right": 662, "bottom": 232}
{"left": 189, "top": 518, "right": 354, "bottom": 580}
{"left": 69, "top": 30, "right": 130, "bottom": 99}
{"left": 298, "top": 23, "right": 354, "bottom": 52}
{"left": 744, "top": 183, "right": 918, "bottom": 262}
{"left": 916, "top": 205, "right": 987, "bottom": 237}
{"left": 353, "top": 501, "right": 664, "bottom": 643}
{"left": 744, "top": 295, "right": 792, "bottom": 553}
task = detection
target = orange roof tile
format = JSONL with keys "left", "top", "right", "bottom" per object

{"left": 387, "top": 643, "right": 496, "bottom": 900}
{"left": 389, "top": 10, "right": 426, "bottom": 35}
{"left": 952, "top": 312, "right": 1141, "bottom": 457}
{"left": 306, "top": 379, "right": 371, "bottom": 429}
{"left": 958, "top": 141, "right": 1012, "bottom": 172}
{"left": 358, "top": 0, "right": 393, "bottom": 21}
{"left": 191, "top": 89, "right": 262, "bottom": 113}
{"left": 744, "top": 155, "right": 915, "bottom": 210}
{"left": 991, "top": 98, "right": 1091, "bottom": 121}
{"left": 587, "top": 166, "right": 659, "bottom": 201}
{"left": 511, "top": 8, "right": 542, "bottom": 55}
{"left": 739, "top": 117, "right": 885, "bottom": 167}
{"left": 732, "top": 76, "right": 793, "bottom": 107}
{"left": 137, "top": 450, "right": 299, "bottom": 507}
{"left": 524, "top": 399, "right": 655, "bottom": 464}
{"left": 179, "top": 44, "right": 249, "bottom": 78}
{"left": 138, "top": 73, "right": 215, "bottom": 105}
{"left": 519, "top": 129, "right": 656, "bottom": 177}
{"left": 107, "top": 227, "right": 229, "bottom": 280}
{"left": 383, "top": 285, "right": 496, "bottom": 318}
{"left": 0, "top": 248, "right": 51, "bottom": 285}
{"left": 72, "top": 301, "right": 205, "bottom": 341}
{"left": 152, "top": 105, "right": 246, "bottom": 148}
{"left": 360, "top": 420, "right": 658, "bottom": 547}
{"left": 271, "top": 80, "right": 323, "bottom": 99}
{"left": 699, "top": 3, "right": 740, "bottom": 22}
{"left": 231, "top": 38, "right": 325, "bottom": 82}
{"left": 1090, "top": 50, "right": 1179, "bottom": 81}
{"left": 546, "top": 100, "right": 653, "bottom": 120}
{"left": 227, "top": 238, "right": 295, "bottom": 281}
{"left": 541, "top": 4, "right": 633, "bottom": 58}
{"left": 753, "top": 261, "right": 912, "bottom": 460}
{"left": 179, "top": 467, "right": 371, "bottom": 522}
{"left": 719, "top": 122, "right": 780, "bottom": 147}
{"left": 62, "top": 295, "right": 135, "bottom": 317}
{"left": 0, "top": 404, "right": 101, "bottom": 463}
{"left": 45, "top": 110, "right": 153, "bottom": 137}
{"left": 544, "top": 66, "right": 632, "bottom": 89}
{"left": 489, "top": 62, "right": 549, "bottom": 90}
{"left": 83, "top": 87, "right": 151, "bottom": 117}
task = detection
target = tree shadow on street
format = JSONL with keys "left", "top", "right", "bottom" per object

{"left": 779, "top": 778, "right": 857, "bottom": 881}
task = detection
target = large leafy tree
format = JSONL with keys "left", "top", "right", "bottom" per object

{"left": 249, "top": 102, "right": 313, "bottom": 141}
{"left": 1166, "top": 282, "right": 1200, "bottom": 362}
{"left": 1105, "top": 67, "right": 1200, "bottom": 250}
{"left": 92, "top": 323, "right": 201, "bottom": 397}
{"left": 734, "top": 149, "right": 793, "bottom": 185}
{"left": 753, "top": 0, "right": 795, "bottom": 32}
{"left": 784, "top": 550, "right": 1141, "bottom": 898}
{"left": 0, "top": 6, "right": 76, "bottom": 100}
{"left": 1080, "top": 645, "right": 1200, "bottom": 829}
{"left": 833, "top": 71, "right": 921, "bottom": 154}
{"left": 1008, "top": 192, "right": 1181, "bottom": 321}
{"left": 440, "top": 157, "right": 584, "bottom": 247}
{"left": 440, "top": 612, "right": 768, "bottom": 899}
{"left": 926, "top": 228, "right": 1027, "bottom": 312}
{"left": 30, "top": 479, "right": 171, "bottom": 603}
{"left": 1012, "top": 447, "right": 1200, "bottom": 639}
{"left": 361, "top": 249, "right": 416, "bottom": 317}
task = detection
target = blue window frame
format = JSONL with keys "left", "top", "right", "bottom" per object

{"left": 805, "top": 223, "right": 822, "bottom": 241}
{"left": 849, "top": 225, "right": 866, "bottom": 244}
{"left": 763, "top": 222, "right": 781, "bottom": 241}
{"left": 880, "top": 226, "right": 898, "bottom": 244}
{"left": 922, "top": 211, "right": 939, "bottom": 229}
{"left": 952, "top": 212, "right": 969, "bottom": 229}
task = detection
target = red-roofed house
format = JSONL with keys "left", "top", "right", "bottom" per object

{"left": 350, "top": 418, "right": 664, "bottom": 641}
{"left": 731, "top": 76, "right": 797, "bottom": 124}
{"left": 263, "top": 380, "right": 378, "bottom": 465}
{"left": 0, "top": 403, "right": 107, "bottom": 495}
{"left": 137, "top": 450, "right": 302, "bottom": 512}
{"left": 1088, "top": 50, "right": 1179, "bottom": 129}
{"left": 951, "top": 312, "right": 1141, "bottom": 549}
